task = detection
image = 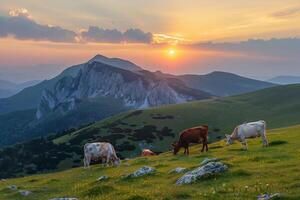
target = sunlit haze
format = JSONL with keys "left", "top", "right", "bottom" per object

{"left": 0, "top": 0, "right": 300, "bottom": 82}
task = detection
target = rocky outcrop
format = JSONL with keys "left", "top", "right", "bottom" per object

{"left": 176, "top": 162, "right": 228, "bottom": 185}
{"left": 257, "top": 193, "right": 281, "bottom": 200}
{"left": 19, "top": 190, "right": 31, "bottom": 196}
{"left": 97, "top": 175, "right": 109, "bottom": 181}
{"left": 200, "top": 158, "right": 219, "bottom": 166}
{"left": 169, "top": 167, "right": 187, "bottom": 174}
{"left": 126, "top": 166, "right": 155, "bottom": 178}
{"left": 36, "top": 61, "right": 211, "bottom": 119}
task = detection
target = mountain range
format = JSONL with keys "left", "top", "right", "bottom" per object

{"left": 0, "top": 54, "right": 275, "bottom": 147}
{"left": 0, "top": 79, "right": 41, "bottom": 98}
{"left": 268, "top": 75, "right": 300, "bottom": 85}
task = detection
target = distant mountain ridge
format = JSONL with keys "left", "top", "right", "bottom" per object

{"left": 178, "top": 71, "right": 276, "bottom": 96}
{"left": 268, "top": 75, "right": 300, "bottom": 85}
{"left": 0, "top": 79, "right": 41, "bottom": 98}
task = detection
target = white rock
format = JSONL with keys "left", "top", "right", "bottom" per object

{"left": 257, "top": 193, "right": 281, "bottom": 200}
{"left": 169, "top": 167, "right": 186, "bottom": 174}
{"left": 176, "top": 162, "right": 228, "bottom": 185}
{"left": 97, "top": 176, "right": 109, "bottom": 181}
{"left": 201, "top": 158, "right": 219, "bottom": 165}
{"left": 127, "top": 166, "right": 155, "bottom": 178}
{"left": 19, "top": 190, "right": 31, "bottom": 196}
{"left": 7, "top": 185, "right": 17, "bottom": 190}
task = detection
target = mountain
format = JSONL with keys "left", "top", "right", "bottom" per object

{"left": 36, "top": 61, "right": 211, "bottom": 119}
{"left": 268, "top": 75, "right": 300, "bottom": 85}
{"left": 177, "top": 71, "right": 276, "bottom": 96}
{"left": 0, "top": 79, "right": 41, "bottom": 98}
{"left": 89, "top": 54, "right": 143, "bottom": 71}
{"left": 2, "top": 83, "right": 300, "bottom": 178}
{"left": 1, "top": 124, "right": 299, "bottom": 199}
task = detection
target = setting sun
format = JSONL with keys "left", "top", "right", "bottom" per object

{"left": 167, "top": 48, "right": 176, "bottom": 57}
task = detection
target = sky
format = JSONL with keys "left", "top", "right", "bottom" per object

{"left": 0, "top": 0, "right": 300, "bottom": 82}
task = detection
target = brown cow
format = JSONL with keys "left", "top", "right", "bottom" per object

{"left": 141, "top": 149, "right": 156, "bottom": 156}
{"left": 172, "top": 125, "right": 209, "bottom": 155}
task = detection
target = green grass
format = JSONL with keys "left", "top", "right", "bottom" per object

{"left": 1, "top": 124, "right": 300, "bottom": 200}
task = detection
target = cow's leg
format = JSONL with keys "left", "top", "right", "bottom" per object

{"left": 241, "top": 139, "right": 248, "bottom": 150}
{"left": 101, "top": 157, "right": 106, "bottom": 167}
{"left": 261, "top": 132, "right": 269, "bottom": 147}
{"left": 205, "top": 142, "right": 209, "bottom": 152}
{"left": 83, "top": 156, "right": 87, "bottom": 168}
{"left": 184, "top": 148, "right": 187, "bottom": 155}
{"left": 106, "top": 155, "right": 111, "bottom": 167}
{"left": 201, "top": 143, "right": 205, "bottom": 152}
{"left": 186, "top": 146, "right": 190, "bottom": 155}
{"left": 84, "top": 155, "right": 91, "bottom": 169}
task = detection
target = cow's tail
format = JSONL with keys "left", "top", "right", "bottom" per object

{"left": 261, "top": 120, "right": 268, "bottom": 146}
{"left": 261, "top": 120, "right": 267, "bottom": 132}
{"left": 83, "top": 143, "right": 89, "bottom": 168}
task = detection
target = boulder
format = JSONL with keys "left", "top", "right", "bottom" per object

{"left": 169, "top": 167, "right": 186, "bottom": 174}
{"left": 176, "top": 162, "right": 228, "bottom": 185}
{"left": 126, "top": 166, "right": 155, "bottom": 178}
{"left": 19, "top": 190, "right": 31, "bottom": 196}
{"left": 7, "top": 185, "right": 17, "bottom": 191}
{"left": 201, "top": 158, "right": 219, "bottom": 165}
{"left": 257, "top": 193, "right": 281, "bottom": 200}
{"left": 97, "top": 176, "right": 109, "bottom": 181}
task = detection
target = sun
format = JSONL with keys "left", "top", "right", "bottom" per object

{"left": 167, "top": 48, "right": 176, "bottom": 57}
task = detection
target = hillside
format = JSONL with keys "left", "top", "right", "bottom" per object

{"left": 178, "top": 71, "right": 275, "bottom": 96}
{"left": 0, "top": 125, "right": 300, "bottom": 200}
{"left": 1, "top": 84, "right": 300, "bottom": 178}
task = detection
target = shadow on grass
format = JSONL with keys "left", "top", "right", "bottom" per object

{"left": 173, "top": 192, "right": 192, "bottom": 199}
{"left": 232, "top": 169, "right": 252, "bottom": 177}
{"left": 84, "top": 185, "right": 115, "bottom": 197}
{"left": 126, "top": 195, "right": 150, "bottom": 200}
{"left": 269, "top": 140, "right": 288, "bottom": 146}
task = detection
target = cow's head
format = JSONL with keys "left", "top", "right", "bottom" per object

{"left": 225, "top": 134, "right": 233, "bottom": 145}
{"left": 113, "top": 157, "right": 121, "bottom": 166}
{"left": 172, "top": 142, "right": 181, "bottom": 155}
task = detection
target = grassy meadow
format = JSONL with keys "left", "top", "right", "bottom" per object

{"left": 1, "top": 124, "right": 300, "bottom": 200}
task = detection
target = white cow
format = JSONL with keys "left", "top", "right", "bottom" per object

{"left": 83, "top": 142, "right": 121, "bottom": 168}
{"left": 225, "top": 120, "right": 268, "bottom": 150}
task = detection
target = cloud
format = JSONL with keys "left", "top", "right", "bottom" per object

{"left": 153, "top": 34, "right": 190, "bottom": 44}
{"left": 0, "top": 9, "right": 77, "bottom": 42}
{"left": 8, "top": 8, "right": 31, "bottom": 18}
{"left": 81, "top": 26, "right": 153, "bottom": 43}
{"left": 191, "top": 38, "right": 300, "bottom": 58}
{"left": 271, "top": 6, "right": 300, "bottom": 18}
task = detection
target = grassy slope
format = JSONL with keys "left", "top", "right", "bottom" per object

{"left": 1, "top": 125, "right": 300, "bottom": 200}
{"left": 54, "top": 84, "right": 300, "bottom": 157}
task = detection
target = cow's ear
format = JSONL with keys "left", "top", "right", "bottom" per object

{"left": 225, "top": 134, "right": 229, "bottom": 138}
{"left": 171, "top": 143, "right": 175, "bottom": 147}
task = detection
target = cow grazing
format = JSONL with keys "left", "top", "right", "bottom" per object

{"left": 172, "top": 125, "right": 209, "bottom": 155}
{"left": 225, "top": 120, "right": 268, "bottom": 150}
{"left": 83, "top": 142, "right": 121, "bottom": 168}
{"left": 141, "top": 149, "right": 156, "bottom": 156}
